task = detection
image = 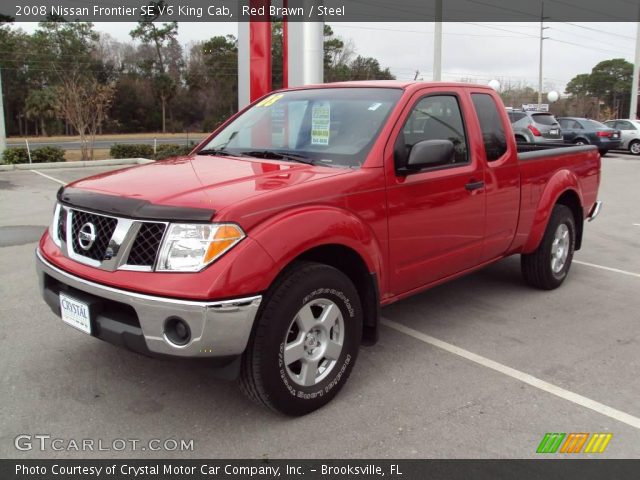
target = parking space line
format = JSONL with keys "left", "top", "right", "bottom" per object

{"left": 574, "top": 260, "right": 640, "bottom": 279}
{"left": 29, "top": 170, "right": 66, "bottom": 186}
{"left": 381, "top": 318, "right": 640, "bottom": 430}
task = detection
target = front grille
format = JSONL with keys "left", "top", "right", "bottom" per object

{"left": 126, "top": 223, "right": 166, "bottom": 267}
{"left": 70, "top": 210, "right": 117, "bottom": 261}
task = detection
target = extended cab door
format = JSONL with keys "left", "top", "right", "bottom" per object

{"left": 385, "top": 89, "right": 486, "bottom": 296}
{"left": 468, "top": 91, "right": 521, "bottom": 261}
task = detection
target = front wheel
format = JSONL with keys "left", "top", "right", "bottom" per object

{"left": 239, "top": 262, "right": 362, "bottom": 416}
{"left": 521, "top": 205, "right": 576, "bottom": 290}
{"left": 629, "top": 140, "right": 640, "bottom": 155}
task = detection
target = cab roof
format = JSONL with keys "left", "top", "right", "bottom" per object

{"left": 282, "top": 80, "right": 496, "bottom": 92}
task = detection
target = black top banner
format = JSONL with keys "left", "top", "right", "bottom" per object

{"left": 1, "top": 0, "right": 639, "bottom": 23}
{"left": 2, "top": 459, "right": 640, "bottom": 480}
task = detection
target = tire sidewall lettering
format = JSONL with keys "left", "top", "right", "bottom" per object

{"left": 278, "top": 288, "right": 355, "bottom": 400}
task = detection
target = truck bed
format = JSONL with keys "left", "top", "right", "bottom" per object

{"left": 513, "top": 143, "right": 600, "bottom": 252}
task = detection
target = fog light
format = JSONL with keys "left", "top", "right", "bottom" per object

{"left": 164, "top": 317, "right": 191, "bottom": 346}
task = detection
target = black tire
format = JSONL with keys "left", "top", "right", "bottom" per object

{"left": 521, "top": 205, "right": 576, "bottom": 290}
{"left": 515, "top": 135, "right": 528, "bottom": 143}
{"left": 599, "top": 149, "right": 608, "bottom": 156}
{"left": 573, "top": 139, "right": 588, "bottom": 146}
{"left": 629, "top": 140, "right": 640, "bottom": 156}
{"left": 239, "top": 261, "right": 362, "bottom": 416}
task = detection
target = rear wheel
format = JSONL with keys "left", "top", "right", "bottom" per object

{"left": 629, "top": 140, "right": 640, "bottom": 155}
{"left": 599, "top": 149, "right": 608, "bottom": 156}
{"left": 574, "top": 139, "right": 588, "bottom": 146}
{"left": 239, "top": 262, "right": 362, "bottom": 416}
{"left": 521, "top": 205, "right": 576, "bottom": 290}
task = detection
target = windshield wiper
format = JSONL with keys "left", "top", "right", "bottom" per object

{"left": 241, "top": 150, "right": 315, "bottom": 165}
{"left": 197, "top": 148, "right": 237, "bottom": 157}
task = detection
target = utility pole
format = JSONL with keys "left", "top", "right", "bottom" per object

{"left": 0, "top": 68, "right": 6, "bottom": 156}
{"left": 630, "top": 18, "right": 640, "bottom": 119}
{"left": 433, "top": 0, "right": 442, "bottom": 81}
{"left": 538, "top": 1, "right": 549, "bottom": 107}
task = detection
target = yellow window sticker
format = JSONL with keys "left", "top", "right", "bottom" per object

{"left": 256, "top": 94, "right": 284, "bottom": 107}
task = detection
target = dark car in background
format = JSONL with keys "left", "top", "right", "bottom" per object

{"left": 508, "top": 110, "right": 563, "bottom": 144}
{"left": 557, "top": 117, "right": 621, "bottom": 156}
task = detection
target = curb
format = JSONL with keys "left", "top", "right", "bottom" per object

{"left": 0, "top": 158, "right": 154, "bottom": 172}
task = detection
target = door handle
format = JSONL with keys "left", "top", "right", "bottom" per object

{"left": 465, "top": 180, "right": 485, "bottom": 191}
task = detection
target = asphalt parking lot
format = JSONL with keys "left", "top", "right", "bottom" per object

{"left": 1, "top": 152, "right": 639, "bottom": 459}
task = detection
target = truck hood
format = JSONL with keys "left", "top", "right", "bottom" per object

{"left": 66, "top": 155, "right": 350, "bottom": 218}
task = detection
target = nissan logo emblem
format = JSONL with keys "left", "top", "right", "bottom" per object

{"left": 77, "top": 222, "right": 97, "bottom": 251}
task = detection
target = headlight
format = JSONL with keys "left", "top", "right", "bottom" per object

{"left": 156, "top": 223, "right": 245, "bottom": 272}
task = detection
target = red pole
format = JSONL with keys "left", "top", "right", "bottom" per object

{"left": 249, "top": 0, "right": 272, "bottom": 102}
{"left": 283, "top": 0, "right": 288, "bottom": 88}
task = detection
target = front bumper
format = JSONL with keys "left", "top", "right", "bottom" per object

{"left": 36, "top": 249, "right": 261, "bottom": 358}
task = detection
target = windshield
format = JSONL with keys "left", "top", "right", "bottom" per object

{"left": 584, "top": 119, "right": 609, "bottom": 129}
{"left": 200, "top": 87, "right": 402, "bottom": 168}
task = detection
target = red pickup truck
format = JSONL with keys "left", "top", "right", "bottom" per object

{"left": 36, "top": 81, "right": 601, "bottom": 415}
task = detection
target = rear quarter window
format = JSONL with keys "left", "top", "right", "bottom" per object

{"left": 471, "top": 93, "right": 508, "bottom": 161}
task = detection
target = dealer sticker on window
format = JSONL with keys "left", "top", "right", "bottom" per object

{"left": 59, "top": 293, "right": 91, "bottom": 335}
{"left": 311, "top": 102, "right": 331, "bottom": 145}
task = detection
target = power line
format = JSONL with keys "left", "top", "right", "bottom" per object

{"left": 559, "top": 22, "right": 636, "bottom": 41}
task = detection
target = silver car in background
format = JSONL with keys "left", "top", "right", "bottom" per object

{"left": 603, "top": 119, "right": 640, "bottom": 155}
{"left": 508, "top": 110, "right": 563, "bottom": 144}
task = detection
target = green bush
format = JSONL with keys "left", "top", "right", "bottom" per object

{"left": 31, "top": 146, "right": 65, "bottom": 163}
{"left": 153, "top": 143, "right": 193, "bottom": 160}
{"left": 110, "top": 143, "right": 154, "bottom": 159}
{"left": 2, "top": 147, "right": 30, "bottom": 164}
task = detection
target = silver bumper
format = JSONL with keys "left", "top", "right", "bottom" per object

{"left": 36, "top": 249, "right": 261, "bottom": 358}
{"left": 588, "top": 201, "right": 602, "bottom": 222}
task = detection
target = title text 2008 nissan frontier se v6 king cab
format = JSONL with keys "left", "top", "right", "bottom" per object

{"left": 37, "top": 81, "right": 602, "bottom": 415}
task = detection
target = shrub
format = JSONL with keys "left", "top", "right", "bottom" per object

{"left": 31, "top": 146, "right": 65, "bottom": 163}
{"left": 2, "top": 147, "right": 30, "bottom": 164}
{"left": 153, "top": 143, "right": 193, "bottom": 160}
{"left": 110, "top": 143, "right": 154, "bottom": 159}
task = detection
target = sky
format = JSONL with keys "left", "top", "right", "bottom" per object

{"left": 13, "top": 21, "right": 639, "bottom": 94}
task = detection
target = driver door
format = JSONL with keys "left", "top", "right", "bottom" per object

{"left": 385, "top": 90, "right": 486, "bottom": 296}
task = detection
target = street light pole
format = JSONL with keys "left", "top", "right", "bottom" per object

{"left": 0, "top": 68, "right": 6, "bottom": 156}
{"left": 630, "top": 19, "right": 640, "bottom": 119}
{"left": 538, "top": 1, "right": 549, "bottom": 107}
{"left": 433, "top": 0, "right": 442, "bottom": 81}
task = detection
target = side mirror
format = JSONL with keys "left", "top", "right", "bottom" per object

{"left": 402, "top": 139, "right": 454, "bottom": 173}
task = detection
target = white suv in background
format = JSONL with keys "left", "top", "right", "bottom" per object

{"left": 604, "top": 119, "right": 640, "bottom": 155}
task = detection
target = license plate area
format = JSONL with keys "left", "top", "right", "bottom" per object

{"left": 550, "top": 129, "right": 559, "bottom": 135}
{"left": 60, "top": 293, "right": 92, "bottom": 334}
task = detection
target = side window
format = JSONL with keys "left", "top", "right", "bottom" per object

{"left": 395, "top": 95, "right": 468, "bottom": 169}
{"left": 559, "top": 119, "right": 570, "bottom": 129}
{"left": 471, "top": 93, "right": 508, "bottom": 161}
{"left": 618, "top": 121, "right": 636, "bottom": 130}
{"left": 573, "top": 120, "right": 584, "bottom": 129}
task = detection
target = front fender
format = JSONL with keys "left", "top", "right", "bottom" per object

{"left": 522, "top": 169, "right": 583, "bottom": 253}
{"left": 249, "top": 205, "right": 385, "bottom": 291}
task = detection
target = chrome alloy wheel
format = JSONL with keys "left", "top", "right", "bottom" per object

{"left": 283, "top": 299, "right": 345, "bottom": 387}
{"left": 550, "top": 223, "right": 570, "bottom": 274}
{"left": 630, "top": 142, "right": 640, "bottom": 155}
